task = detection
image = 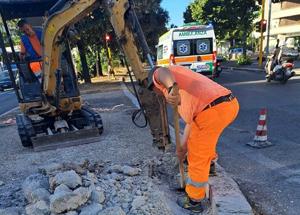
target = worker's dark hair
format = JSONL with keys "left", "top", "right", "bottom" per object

{"left": 17, "top": 19, "right": 28, "bottom": 28}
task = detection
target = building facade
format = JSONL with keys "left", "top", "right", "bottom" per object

{"left": 263, "top": 0, "right": 300, "bottom": 49}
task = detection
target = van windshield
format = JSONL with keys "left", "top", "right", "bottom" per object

{"left": 174, "top": 38, "right": 213, "bottom": 57}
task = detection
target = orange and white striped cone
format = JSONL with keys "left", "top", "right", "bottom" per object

{"left": 247, "top": 108, "right": 273, "bottom": 148}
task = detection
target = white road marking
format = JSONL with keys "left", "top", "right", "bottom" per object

{"left": 0, "top": 106, "right": 19, "bottom": 117}
{"left": 222, "top": 132, "right": 300, "bottom": 181}
{"left": 224, "top": 76, "right": 300, "bottom": 86}
{"left": 120, "top": 83, "right": 140, "bottom": 108}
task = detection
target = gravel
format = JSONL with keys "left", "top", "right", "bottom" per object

{"left": 0, "top": 85, "right": 213, "bottom": 215}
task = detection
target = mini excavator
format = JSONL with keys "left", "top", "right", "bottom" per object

{"left": 0, "top": 0, "right": 170, "bottom": 151}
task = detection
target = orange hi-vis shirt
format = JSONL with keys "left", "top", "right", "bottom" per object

{"left": 20, "top": 34, "right": 42, "bottom": 73}
{"left": 153, "top": 65, "right": 231, "bottom": 124}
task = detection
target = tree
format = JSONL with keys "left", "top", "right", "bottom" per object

{"left": 183, "top": 5, "right": 195, "bottom": 23}
{"left": 170, "top": 24, "right": 178, "bottom": 28}
{"left": 70, "top": 0, "right": 169, "bottom": 82}
{"left": 134, "top": 0, "right": 169, "bottom": 55}
{"left": 186, "top": 0, "right": 259, "bottom": 55}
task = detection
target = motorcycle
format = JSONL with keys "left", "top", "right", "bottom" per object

{"left": 265, "top": 57, "right": 295, "bottom": 84}
{"left": 213, "top": 57, "right": 223, "bottom": 78}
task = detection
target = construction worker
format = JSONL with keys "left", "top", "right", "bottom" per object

{"left": 148, "top": 66, "right": 239, "bottom": 213}
{"left": 18, "top": 19, "right": 42, "bottom": 80}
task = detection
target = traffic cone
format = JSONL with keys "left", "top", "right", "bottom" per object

{"left": 247, "top": 108, "right": 273, "bottom": 148}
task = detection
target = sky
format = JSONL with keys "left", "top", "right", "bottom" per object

{"left": 161, "top": 0, "right": 192, "bottom": 27}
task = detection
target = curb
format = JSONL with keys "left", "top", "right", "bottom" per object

{"left": 168, "top": 126, "right": 253, "bottom": 215}
{"left": 121, "top": 82, "right": 253, "bottom": 215}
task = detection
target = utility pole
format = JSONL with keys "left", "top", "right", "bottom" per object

{"left": 105, "top": 34, "right": 112, "bottom": 63}
{"left": 259, "top": 0, "right": 266, "bottom": 67}
{"left": 266, "top": 0, "right": 272, "bottom": 56}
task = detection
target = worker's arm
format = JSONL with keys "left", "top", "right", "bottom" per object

{"left": 155, "top": 67, "right": 180, "bottom": 105}
{"left": 19, "top": 41, "right": 26, "bottom": 61}
{"left": 177, "top": 123, "right": 191, "bottom": 161}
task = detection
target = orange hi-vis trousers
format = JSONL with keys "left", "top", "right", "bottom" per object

{"left": 186, "top": 98, "right": 239, "bottom": 200}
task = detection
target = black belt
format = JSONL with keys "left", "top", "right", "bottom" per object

{"left": 203, "top": 94, "right": 235, "bottom": 111}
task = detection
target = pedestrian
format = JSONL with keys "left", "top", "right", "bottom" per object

{"left": 148, "top": 66, "right": 239, "bottom": 213}
{"left": 107, "top": 61, "right": 116, "bottom": 80}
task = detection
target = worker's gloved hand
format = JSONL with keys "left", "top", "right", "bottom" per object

{"left": 176, "top": 142, "right": 187, "bottom": 162}
{"left": 167, "top": 84, "right": 181, "bottom": 105}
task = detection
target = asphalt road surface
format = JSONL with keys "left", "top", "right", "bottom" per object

{"left": 215, "top": 69, "right": 300, "bottom": 215}
{"left": 0, "top": 90, "right": 18, "bottom": 116}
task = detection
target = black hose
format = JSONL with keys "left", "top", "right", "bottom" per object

{"left": 123, "top": 57, "right": 148, "bottom": 128}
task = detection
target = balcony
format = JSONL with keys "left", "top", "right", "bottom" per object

{"left": 272, "top": 7, "right": 300, "bottom": 19}
{"left": 268, "top": 24, "right": 300, "bottom": 36}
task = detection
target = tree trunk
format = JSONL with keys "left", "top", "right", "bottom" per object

{"left": 77, "top": 40, "right": 91, "bottom": 83}
{"left": 242, "top": 33, "right": 247, "bottom": 57}
{"left": 97, "top": 50, "right": 103, "bottom": 76}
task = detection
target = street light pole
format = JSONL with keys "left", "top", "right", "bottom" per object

{"left": 266, "top": 0, "right": 272, "bottom": 56}
{"left": 259, "top": 0, "right": 266, "bottom": 67}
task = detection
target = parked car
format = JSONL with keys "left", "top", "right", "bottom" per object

{"left": 2, "top": 63, "right": 18, "bottom": 73}
{"left": 0, "top": 64, "right": 18, "bottom": 91}
{"left": 228, "top": 48, "right": 253, "bottom": 60}
{"left": 0, "top": 71, "right": 13, "bottom": 91}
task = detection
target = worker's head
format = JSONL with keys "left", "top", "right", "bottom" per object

{"left": 17, "top": 19, "right": 35, "bottom": 36}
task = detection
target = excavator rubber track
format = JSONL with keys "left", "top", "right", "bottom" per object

{"left": 16, "top": 106, "right": 103, "bottom": 151}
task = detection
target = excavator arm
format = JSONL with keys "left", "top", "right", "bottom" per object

{"left": 39, "top": 0, "right": 170, "bottom": 149}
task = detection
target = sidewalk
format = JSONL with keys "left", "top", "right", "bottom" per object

{"left": 0, "top": 81, "right": 253, "bottom": 214}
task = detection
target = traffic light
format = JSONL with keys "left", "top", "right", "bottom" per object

{"left": 105, "top": 34, "right": 110, "bottom": 42}
{"left": 261, "top": 19, "right": 267, "bottom": 32}
{"left": 255, "top": 21, "right": 261, "bottom": 32}
{"left": 255, "top": 20, "right": 267, "bottom": 32}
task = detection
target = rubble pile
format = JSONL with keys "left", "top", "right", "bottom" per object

{"left": 0, "top": 159, "right": 175, "bottom": 215}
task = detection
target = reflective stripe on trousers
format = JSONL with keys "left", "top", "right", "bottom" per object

{"left": 186, "top": 98, "right": 239, "bottom": 200}
{"left": 186, "top": 177, "right": 207, "bottom": 188}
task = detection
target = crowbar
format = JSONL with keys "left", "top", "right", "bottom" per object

{"left": 172, "top": 83, "right": 185, "bottom": 189}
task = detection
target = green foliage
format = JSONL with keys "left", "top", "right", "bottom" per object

{"left": 71, "top": 0, "right": 169, "bottom": 78}
{"left": 183, "top": 5, "right": 195, "bottom": 24}
{"left": 134, "top": 0, "right": 169, "bottom": 54}
{"left": 237, "top": 55, "right": 252, "bottom": 65}
{"left": 186, "top": 0, "right": 259, "bottom": 43}
{"left": 0, "top": 19, "right": 21, "bottom": 47}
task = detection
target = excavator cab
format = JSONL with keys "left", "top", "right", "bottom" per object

{"left": 0, "top": 0, "right": 169, "bottom": 151}
{"left": 0, "top": 0, "right": 103, "bottom": 151}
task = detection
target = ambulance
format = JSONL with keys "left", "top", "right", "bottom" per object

{"left": 156, "top": 23, "right": 217, "bottom": 77}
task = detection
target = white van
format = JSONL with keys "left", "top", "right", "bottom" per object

{"left": 156, "top": 23, "right": 217, "bottom": 77}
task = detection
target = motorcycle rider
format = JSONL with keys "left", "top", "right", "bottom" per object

{"left": 266, "top": 39, "right": 283, "bottom": 78}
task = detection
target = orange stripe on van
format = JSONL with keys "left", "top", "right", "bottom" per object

{"left": 157, "top": 54, "right": 213, "bottom": 66}
{"left": 175, "top": 54, "right": 213, "bottom": 63}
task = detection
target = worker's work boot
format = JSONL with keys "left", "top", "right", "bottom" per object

{"left": 209, "top": 161, "right": 217, "bottom": 176}
{"left": 177, "top": 195, "right": 204, "bottom": 213}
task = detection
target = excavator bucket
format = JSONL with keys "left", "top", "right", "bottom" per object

{"left": 31, "top": 127, "right": 100, "bottom": 152}
{"left": 16, "top": 106, "right": 103, "bottom": 151}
